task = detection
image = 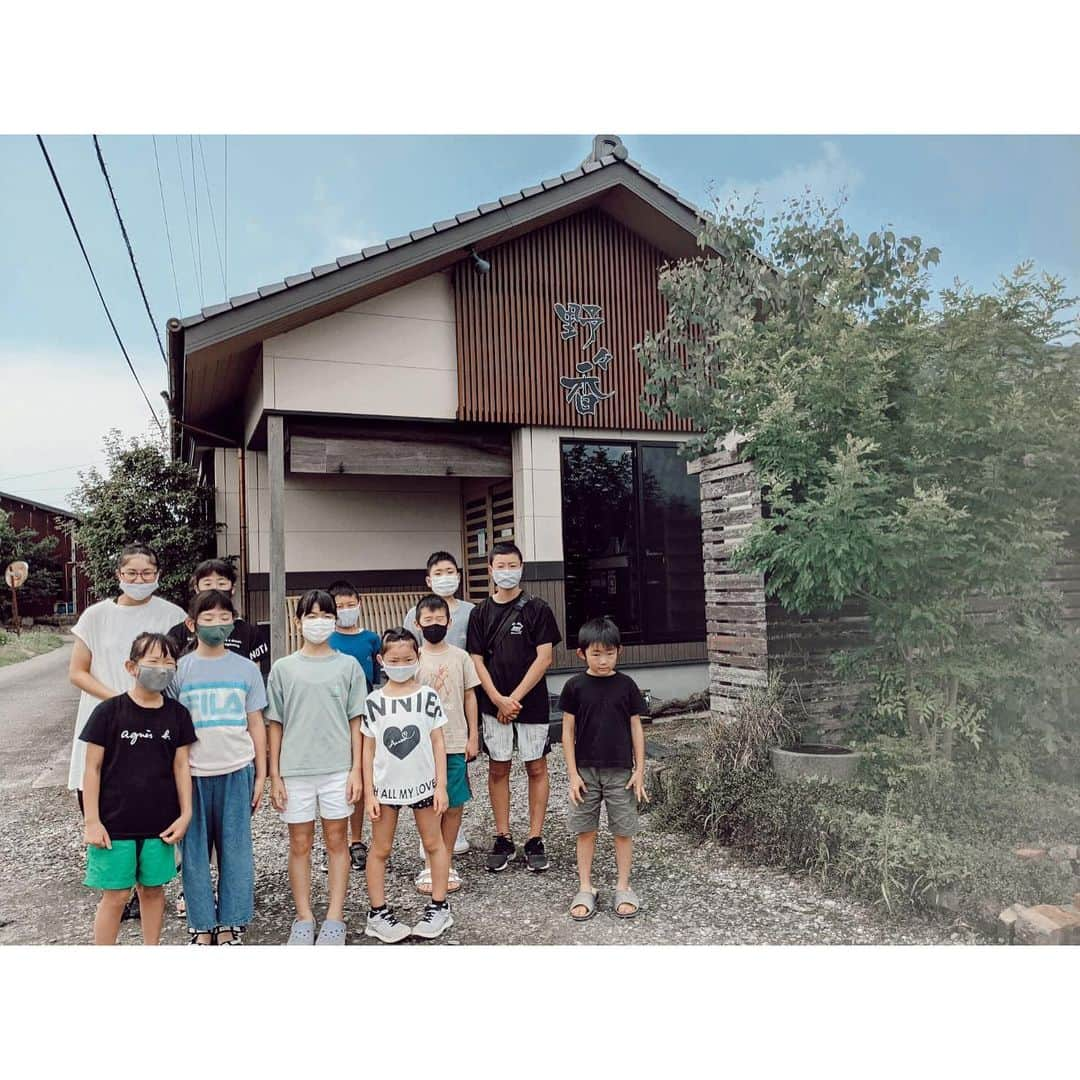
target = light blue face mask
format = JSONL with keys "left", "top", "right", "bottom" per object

{"left": 492, "top": 568, "right": 523, "bottom": 590}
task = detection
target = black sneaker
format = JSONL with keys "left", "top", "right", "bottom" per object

{"left": 486, "top": 834, "right": 516, "bottom": 872}
{"left": 523, "top": 836, "right": 550, "bottom": 873}
{"left": 121, "top": 891, "right": 141, "bottom": 921}
{"left": 349, "top": 841, "right": 368, "bottom": 872}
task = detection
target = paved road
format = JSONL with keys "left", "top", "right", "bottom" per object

{"left": 0, "top": 646, "right": 977, "bottom": 946}
{"left": 0, "top": 640, "right": 79, "bottom": 792}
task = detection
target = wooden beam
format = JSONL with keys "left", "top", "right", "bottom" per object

{"left": 289, "top": 435, "right": 512, "bottom": 478}
{"left": 267, "top": 414, "right": 287, "bottom": 663}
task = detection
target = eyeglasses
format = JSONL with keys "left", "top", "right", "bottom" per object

{"left": 119, "top": 569, "right": 158, "bottom": 582}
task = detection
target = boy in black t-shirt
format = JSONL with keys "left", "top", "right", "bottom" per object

{"left": 167, "top": 559, "right": 270, "bottom": 677}
{"left": 80, "top": 632, "right": 196, "bottom": 945}
{"left": 559, "top": 617, "right": 648, "bottom": 921}
{"left": 467, "top": 542, "right": 562, "bottom": 873}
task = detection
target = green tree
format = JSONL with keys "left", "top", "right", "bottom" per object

{"left": 0, "top": 509, "right": 64, "bottom": 622}
{"left": 67, "top": 429, "right": 217, "bottom": 608}
{"left": 638, "top": 194, "right": 1080, "bottom": 757}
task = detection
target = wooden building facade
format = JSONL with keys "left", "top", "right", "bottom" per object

{"left": 167, "top": 136, "right": 713, "bottom": 696}
{"left": 0, "top": 491, "right": 88, "bottom": 616}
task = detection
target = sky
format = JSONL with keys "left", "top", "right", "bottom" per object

{"left": 1, "top": 133, "right": 1077, "bottom": 511}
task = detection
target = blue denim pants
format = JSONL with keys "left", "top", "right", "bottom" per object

{"left": 181, "top": 764, "right": 255, "bottom": 932}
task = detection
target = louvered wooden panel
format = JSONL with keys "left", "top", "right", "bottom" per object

{"left": 455, "top": 208, "right": 692, "bottom": 432}
{"left": 463, "top": 481, "right": 515, "bottom": 601}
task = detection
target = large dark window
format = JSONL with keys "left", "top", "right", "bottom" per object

{"left": 560, "top": 439, "right": 706, "bottom": 647}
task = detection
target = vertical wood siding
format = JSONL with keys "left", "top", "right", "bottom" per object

{"left": 454, "top": 208, "right": 691, "bottom": 432}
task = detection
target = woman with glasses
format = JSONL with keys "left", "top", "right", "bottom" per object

{"left": 68, "top": 544, "right": 187, "bottom": 813}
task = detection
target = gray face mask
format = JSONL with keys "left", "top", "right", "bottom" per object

{"left": 492, "top": 568, "right": 523, "bottom": 590}
{"left": 136, "top": 665, "right": 174, "bottom": 693}
{"left": 383, "top": 662, "right": 419, "bottom": 683}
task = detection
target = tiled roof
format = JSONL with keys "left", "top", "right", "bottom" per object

{"left": 176, "top": 146, "right": 706, "bottom": 331}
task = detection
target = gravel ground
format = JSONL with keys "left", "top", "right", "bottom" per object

{"left": 0, "top": 714, "right": 981, "bottom": 946}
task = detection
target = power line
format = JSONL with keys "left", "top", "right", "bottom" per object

{"left": 35, "top": 135, "right": 165, "bottom": 438}
{"left": 152, "top": 135, "right": 183, "bottom": 313}
{"left": 224, "top": 134, "right": 228, "bottom": 295}
{"left": 189, "top": 135, "right": 203, "bottom": 304}
{"left": 174, "top": 135, "right": 201, "bottom": 306}
{"left": 0, "top": 462, "right": 95, "bottom": 484}
{"left": 92, "top": 135, "right": 168, "bottom": 370}
{"left": 197, "top": 135, "right": 226, "bottom": 292}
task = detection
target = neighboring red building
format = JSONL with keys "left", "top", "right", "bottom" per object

{"left": 0, "top": 491, "right": 88, "bottom": 617}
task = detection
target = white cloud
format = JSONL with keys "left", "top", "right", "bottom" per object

{"left": 0, "top": 345, "right": 167, "bottom": 510}
{"left": 301, "top": 176, "right": 380, "bottom": 261}
{"left": 713, "top": 140, "right": 864, "bottom": 214}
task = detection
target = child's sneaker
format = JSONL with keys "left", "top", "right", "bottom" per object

{"left": 349, "top": 841, "right": 368, "bottom": 872}
{"left": 485, "top": 834, "right": 515, "bottom": 872}
{"left": 365, "top": 907, "right": 411, "bottom": 944}
{"left": 523, "top": 835, "right": 550, "bottom": 872}
{"left": 121, "top": 891, "right": 140, "bottom": 921}
{"left": 453, "top": 832, "right": 470, "bottom": 855}
{"left": 411, "top": 901, "right": 454, "bottom": 940}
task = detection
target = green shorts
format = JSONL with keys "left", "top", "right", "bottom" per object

{"left": 84, "top": 838, "right": 179, "bottom": 891}
{"left": 446, "top": 753, "right": 472, "bottom": 809}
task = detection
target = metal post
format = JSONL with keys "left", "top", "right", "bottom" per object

{"left": 267, "top": 414, "right": 287, "bottom": 663}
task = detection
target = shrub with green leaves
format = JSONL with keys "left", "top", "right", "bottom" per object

{"left": 654, "top": 708, "right": 1080, "bottom": 917}
{"left": 638, "top": 194, "right": 1080, "bottom": 759}
{"left": 67, "top": 429, "right": 217, "bottom": 608}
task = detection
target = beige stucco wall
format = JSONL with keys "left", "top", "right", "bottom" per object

{"left": 261, "top": 273, "right": 457, "bottom": 420}
{"left": 214, "top": 449, "right": 463, "bottom": 574}
{"left": 513, "top": 426, "right": 694, "bottom": 564}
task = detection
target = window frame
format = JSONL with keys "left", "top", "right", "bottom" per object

{"left": 558, "top": 436, "right": 705, "bottom": 648}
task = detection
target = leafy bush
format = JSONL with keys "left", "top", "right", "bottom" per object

{"left": 67, "top": 428, "right": 217, "bottom": 607}
{"left": 638, "top": 194, "right": 1080, "bottom": 763}
{"left": 654, "top": 707, "right": 1080, "bottom": 917}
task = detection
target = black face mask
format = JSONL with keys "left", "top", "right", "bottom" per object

{"left": 421, "top": 624, "right": 448, "bottom": 644}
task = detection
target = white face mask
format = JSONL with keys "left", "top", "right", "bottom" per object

{"left": 301, "top": 617, "right": 337, "bottom": 644}
{"left": 336, "top": 606, "right": 361, "bottom": 628}
{"left": 429, "top": 574, "right": 460, "bottom": 598}
{"left": 492, "top": 568, "right": 523, "bottom": 590}
{"left": 383, "top": 662, "right": 419, "bottom": 683}
{"left": 119, "top": 580, "right": 159, "bottom": 601}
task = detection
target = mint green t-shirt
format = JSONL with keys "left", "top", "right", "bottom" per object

{"left": 265, "top": 651, "right": 368, "bottom": 777}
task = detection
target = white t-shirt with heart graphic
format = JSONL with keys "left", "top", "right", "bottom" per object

{"left": 362, "top": 685, "right": 448, "bottom": 805}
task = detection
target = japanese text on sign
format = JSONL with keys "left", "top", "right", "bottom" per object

{"left": 554, "top": 302, "right": 616, "bottom": 416}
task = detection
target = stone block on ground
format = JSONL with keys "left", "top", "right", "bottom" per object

{"left": 1014, "top": 847, "right": 1049, "bottom": 862}
{"left": 1012, "top": 903, "right": 1080, "bottom": 945}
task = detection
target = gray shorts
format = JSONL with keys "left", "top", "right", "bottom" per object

{"left": 566, "top": 766, "right": 640, "bottom": 837}
{"left": 482, "top": 715, "right": 551, "bottom": 763}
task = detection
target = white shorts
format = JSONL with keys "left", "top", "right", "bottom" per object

{"left": 278, "top": 770, "right": 352, "bottom": 824}
{"left": 481, "top": 715, "right": 551, "bottom": 763}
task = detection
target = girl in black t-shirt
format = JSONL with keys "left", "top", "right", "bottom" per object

{"left": 80, "top": 632, "right": 196, "bottom": 945}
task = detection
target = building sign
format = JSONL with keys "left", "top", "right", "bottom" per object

{"left": 554, "top": 301, "right": 616, "bottom": 417}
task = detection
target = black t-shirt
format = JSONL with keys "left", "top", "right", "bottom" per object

{"left": 167, "top": 617, "right": 270, "bottom": 677}
{"left": 466, "top": 592, "right": 562, "bottom": 724}
{"left": 558, "top": 671, "right": 646, "bottom": 769}
{"left": 79, "top": 693, "right": 197, "bottom": 839}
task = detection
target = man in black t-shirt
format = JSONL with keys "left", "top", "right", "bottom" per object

{"left": 467, "top": 542, "right": 562, "bottom": 873}
{"left": 167, "top": 558, "right": 270, "bottom": 678}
